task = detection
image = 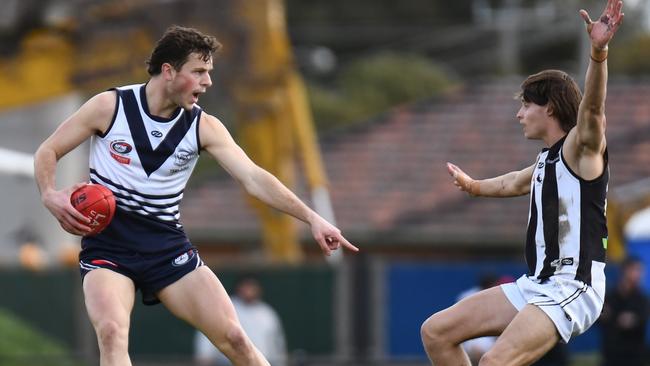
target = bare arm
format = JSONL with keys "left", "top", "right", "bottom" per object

{"left": 576, "top": 0, "right": 623, "bottom": 151}
{"left": 34, "top": 91, "right": 116, "bottom": 235}
{"left": 447, "top": 162, "right": 533, "bottom": 198}
{"left": 200, "top": 113, "right": 358, "bottom": 255}
{"left": 565, "top": 0, "right": 623, "bottom": 178}
{"left": 574, "top": 48, "right": 608, "bottom": 153}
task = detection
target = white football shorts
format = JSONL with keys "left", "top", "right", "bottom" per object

{"left": 501, "top": 269, "right": 605, "bottom": 343}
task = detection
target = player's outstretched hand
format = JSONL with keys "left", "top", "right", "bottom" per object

{"left": 309, "top": 214, "right": 358, "bottom": 256}
{"left": 42, "top": 182, "right": 92, "bottom": 236}
{"left": 447, "top": 162, "right": 478, "bottom": 196}
{"left": 580, "top": 0, "right": 624, "bottom": 49}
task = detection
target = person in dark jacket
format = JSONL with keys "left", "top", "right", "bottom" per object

{"left": 600, "top": 256, "right": 649, "bottom": 366}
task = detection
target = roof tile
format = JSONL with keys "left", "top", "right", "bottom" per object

{"left": 182, "top": 80, "right": 650, "bottom": 245}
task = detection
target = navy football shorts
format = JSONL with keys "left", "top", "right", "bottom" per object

{"left": 79, "top": 244, "right": 204, "bottom": 305}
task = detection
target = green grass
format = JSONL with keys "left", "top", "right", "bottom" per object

{"left": 0, "top": 308, "right": 84, "bottom": 366}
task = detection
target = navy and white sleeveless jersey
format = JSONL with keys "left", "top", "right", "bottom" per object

{"left": 525, "top": 136, "right": 608, "bottom": 287}
{"left": 83, "top": 84, "right": 202, "bottom": 253}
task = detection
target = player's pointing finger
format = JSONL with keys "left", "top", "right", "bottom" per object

{"left": 340, "top": 236, "right": 359, "bottom": 252}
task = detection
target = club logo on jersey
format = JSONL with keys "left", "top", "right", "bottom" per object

{"left": 109, "top": 140, "right": 132, "bottom": 164}
{"left": 174, "top": 149, "right": 197, "bottom": 167}
{"left": 536, "top": 174, "right": 543, "bottom": 183}
{"left": 545, "top": 156, "right": 560, "bottom": 164}
{"left": 550, "top": 257, "right": 574, "bottom": 268}
{"left": 537, "top": 161, "right": 545, "bottom": 169}
{"left": 172, "top": 250, "right": 195, "bottom": 267}
{"left": 110, "top": 141, "right": 132, "bottom": 154}
{"left": 151, "top": 130, "right": 163, "bottom": 138}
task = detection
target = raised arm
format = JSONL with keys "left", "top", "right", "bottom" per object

{"left": 199, "top": 113, "right": 358, "bottom": 255}
{"left": 574, "top": 0, "right": 623, "bottom": 153}
{"left": 34, "top": 91, "right": 116, "bottom": 235}
{"left": 447, "top": 162, "right": 534, "bottom": 198}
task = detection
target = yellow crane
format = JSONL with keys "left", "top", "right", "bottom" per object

{"left": 222, "top": 0, "right": 335, "bottom": 263}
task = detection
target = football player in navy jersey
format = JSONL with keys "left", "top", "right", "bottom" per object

{"left": 35, "top": 25, "right": 357, "bottom": 366}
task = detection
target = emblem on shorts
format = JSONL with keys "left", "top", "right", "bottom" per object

{"left": 91, "top": 259, "right": 118, "bottom": 267}
{"left": 172, "top": 250, "right": 195, "bottom": 267}
{"left": 109, "top": 140, "right": 132, "bottom": 164}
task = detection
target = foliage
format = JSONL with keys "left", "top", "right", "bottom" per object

{"left": 308, "top": 52, "right": 456, "bottom": 130}
{"left": 286, "top": 0, "right": 471, "bottom": 26}
{"left": 0, "top": 308, "right": 82, "bottom": 366}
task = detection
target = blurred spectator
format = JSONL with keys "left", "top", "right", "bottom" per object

{"left": 457, "top": 273, "right": 568, "bottom": 366}
{"left": 456, "top": 273, "right": 505, "bottom": 365}
{"left": 194, "top": 276, "right": 287, "bottom": 366}
{"left": 599, "top": 256, "right": 649, "bottom": 366}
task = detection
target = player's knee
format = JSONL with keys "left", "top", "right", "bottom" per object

{"left": 478, "top": 350, "right": 502, "bottom": 366}
{"left": 95, "top": 319, "right": 128, "bottom": 350}
{"left": 420, "top": 316, "right": 446, "bottom": 348}
{"left": 224, "top": 325, "right": 252, "bottom": 354}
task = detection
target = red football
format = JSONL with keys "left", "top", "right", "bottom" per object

{"left": 70, "top": 184, "right": 116, "bottom": 235}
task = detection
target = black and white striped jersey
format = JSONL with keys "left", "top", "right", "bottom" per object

{"left": 88, "top": 84, "right": 202, "bottom": 229}
{"left": 525, "top": 136, "right": 608, "bottom": 286}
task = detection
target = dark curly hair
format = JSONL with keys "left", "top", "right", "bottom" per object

{"left": 518, "top": 70, "right": 583, "bottom": 133}
{"left": 146, "top": 25, "right": 221, "bottom": 76}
